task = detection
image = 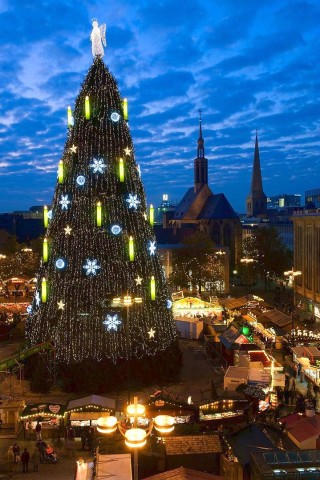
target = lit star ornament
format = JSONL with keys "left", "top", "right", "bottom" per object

{"left": 69, "top": 144, "right": 78, "bottom": 153}
{"left": 64, "top": 225, "right": 72, "bottom": 235}
{"left": 135, "top": 275, "right": 143, "bottom": 286}
{"left": 90, "top": 157, "right": 107, "bottom": 174}
{"left": 59, "top": 194, "right": 71, "bottom": 210}
{"left": 103, "top": 314, "right": 122, "bottom": 331}
{"left": 148, "top": 328, "right": 156, "bottom": 339}
{"left": 126, "top": 194, "right": 141, "bottom": 210}
{"left": 57, "top": 300, "right": 65, "bottom": 310}
{"left": 83, "top": 258, "right": 101, "bottom": 276}
{"left": 149, "top": 241, "right": 156, "bottom": 255}
{"left": 124, "top": 147, "right": 131, "bottom": 155}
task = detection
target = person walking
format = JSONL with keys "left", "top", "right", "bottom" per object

{"left": 35, "top": 421, "right": 42, "bottom": 441}
{"left": 7, "top": 445, "right": 14, "bottom": 463}
{"left": 13, "top": 443, "right": 20, "bottom": 463}
{"left": 21, "top": 448, "right": 30, "bottom": 473}
{"left": 30, "top": 447, "right": 40, "bottom": 472}
{"left": 81, "top": 429, "right": 87, "bottom": 451}
{"left": 28, "top": 421, "right": 33, "bottom": 440}
{"left": 87, "top": 427, "right": 94, "bottom": 452}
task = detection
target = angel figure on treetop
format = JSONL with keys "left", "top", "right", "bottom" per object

{"left": 90, "top": 19, "right": 106, "bottom": 57}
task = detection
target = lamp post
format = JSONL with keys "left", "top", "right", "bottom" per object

{"left": 97, "top": 397, "right": 174, "bottom": 480}
{"left": 284, "top": 268, "right": 302, "bottom": 329}
{"left": 240, "top": 258, "right": 255, "bottom": 299}
{"left": 112, "top": 295, "right": 142, "bottom": 403}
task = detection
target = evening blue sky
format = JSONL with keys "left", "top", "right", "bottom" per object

{"left": 0, "top": 0, "right": 319, "bottom": 213}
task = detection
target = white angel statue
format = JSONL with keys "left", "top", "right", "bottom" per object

{"left": 90, "top": 19, "right": 106, "bottom": 57}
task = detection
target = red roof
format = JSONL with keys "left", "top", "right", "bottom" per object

{"left": 281, "top": 413, "right": 320, "bottom": 443}
{"left": 248, "top": 350, "right": 271, "bottom": 367}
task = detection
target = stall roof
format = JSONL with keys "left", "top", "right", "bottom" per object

{"left": 144, "top": 467, "right": 223, "bottom": 480}
{"left": 67, "top": 395, "right": 115, "bottom": 411}
{"left": 164, "top": 435, "right": 221, "bottom": 455}
{"left": 219, "top": 297, "right": 248, "bottom": 310}
{"left": 219, "top": 325, "right": 241, "bottom": 349}
{"left": 95, "top": 454, "right": 131, "bottom": 480}
{"left": 291, "top": 346, "right": 320, "bottom": 358}
{"left": 281, "top": 413, "right": 320, "bottom": 443}
{"left": 262, "top": 309, "right": 292, "bottom": 327}
{"left": 20, "top": 403, "right": 67, "bottom": 419}
{"left": 224, "top": 366, "right": 249, "bottom": 380}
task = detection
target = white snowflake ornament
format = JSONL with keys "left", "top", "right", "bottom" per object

{"left": 126, "top": 194, "right": 141, "bottom": 210}
{"left": 103, "top": 314, "right": 122, "bottom": 331}
{"left": 90, "top": 157, "right": 107, "bottom": 174}
{"left": 83, "top": 258, "right": 101, "bottom": 276}
{"left": 149, "top": 241, "right": 156, "bottom": 256}
{"left": 59, "top": 194, "right": 71, "bottom": 210}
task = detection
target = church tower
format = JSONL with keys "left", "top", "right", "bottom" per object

{"left": 246, "top": 132, "right": 267, "bottom": 217}
{"left": 194, "top": 111, "right": 208, "bottom": 193}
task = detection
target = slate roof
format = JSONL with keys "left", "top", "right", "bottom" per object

{"left": 173, "top": 187, "right": 238, "bottom": 221}
{"left": 164, "top": 435, "right": 221, "bottom": 455}
{"left": 200, "top": 194, "right": 239, "bottom": 220}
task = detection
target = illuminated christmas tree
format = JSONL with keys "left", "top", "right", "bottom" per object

{"left": 28, "top": 22, "right": 179, "bottom": 391}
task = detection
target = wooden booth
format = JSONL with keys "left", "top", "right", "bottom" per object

{"left": 148, "top": 390, "right": 199, "bottom": 424}
{"left": 67, "top": 395, "right": 116, "bottom": 435}
{"left": 20, "top": 403, "right": 67, "bottom": 439}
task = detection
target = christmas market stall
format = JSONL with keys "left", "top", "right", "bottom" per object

{"left": 19, "top": 403, "right": 67, "bottom": 439}
{"left": 66, "top": 395, "right": 116, "bottom": 434}
{"left": 199, "top": 399, "right": 250, "bottom": 426}
{"left": 147, "top": 390, "right": 199, "bottom": 424}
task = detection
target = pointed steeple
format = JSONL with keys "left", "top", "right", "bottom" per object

{"left": 246, "top": 132, "right": 267, "bottom": 217}
{"left": 194, "top": 110, "right": 208, "bottom": 192}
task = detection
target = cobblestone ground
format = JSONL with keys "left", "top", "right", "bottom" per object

{"left": 0, "top": 438, "right": 93, "bottom": 480}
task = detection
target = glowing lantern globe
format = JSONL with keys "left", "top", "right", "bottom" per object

{"left": 124, "top": 428, "right": 146, "bottom": 448}
{"left": 127, "top": 403, "right": 145, "bottom": 417}
{"left": 97, "top": 416, "right": 118, "bottom": 434}
{"left": 154, "top": 415, "right": 174, "bottom": 433}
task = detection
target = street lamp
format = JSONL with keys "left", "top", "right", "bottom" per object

{"left": 97, "top": 397, "right": 174, "bottom": 480}
{"left": 284, "top": 268, "right": 302, "bottom": 329}
{"left": 112, "top": 295, "right": 142, "bottom": 402}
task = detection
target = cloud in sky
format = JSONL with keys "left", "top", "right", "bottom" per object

{"left": 0, "top": 0, "right": 319, "bottom": 213}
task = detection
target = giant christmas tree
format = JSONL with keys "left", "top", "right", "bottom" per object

{"left": 28, "top": 22, "right": 179, "bottom": 391}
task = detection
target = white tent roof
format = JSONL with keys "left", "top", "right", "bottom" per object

{"left": 96, "top": 453, "right": 132, "bottom": 480}
{"left": 67, "top": 394, "right": 115, "bottom": 411}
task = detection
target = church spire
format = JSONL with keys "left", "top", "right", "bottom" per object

{"left": 246, "top": 131, "right": 267, "bottom": 217}
{"left": 194, "top": 110, "right": 208, "bottom": 192}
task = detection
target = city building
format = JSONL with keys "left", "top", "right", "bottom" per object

{"left": 246, "top": 133, "right": 267, "bottom": 218}
{"left": 292, "top": 210, "right": 320, "bottom": 320}
{"left": 0, "top": 206, "right": 45, "bottom": 243}
{"left": 168, "top": 117, "right": 242, "bottom": 266}
{"left": 267, "top": 194, "right": 301, "bottom": 209}
{"left": 305, "top": 188, "right": 320, "bottom": 209}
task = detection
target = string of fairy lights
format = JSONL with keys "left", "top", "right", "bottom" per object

{"left": 28, "top": 58, "right": 177, "bottom": 364}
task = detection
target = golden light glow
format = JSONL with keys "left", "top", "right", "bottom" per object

{"left": 97, "top": 416, "right": 118, "bottom": 434}
{"left": 124, "top": 295, "right": 132, "bottom": 306}
{"left": 127, "top": 403, "right": 145, "bottom": 417}
{"left": 124, "top": 428, "right": 146, "bottom": 448}
{"left": 154, "top": 415, "right": 174, "bottom": 433}
{"left": 122, "top": 97, "right": 128, "bottom": 121}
